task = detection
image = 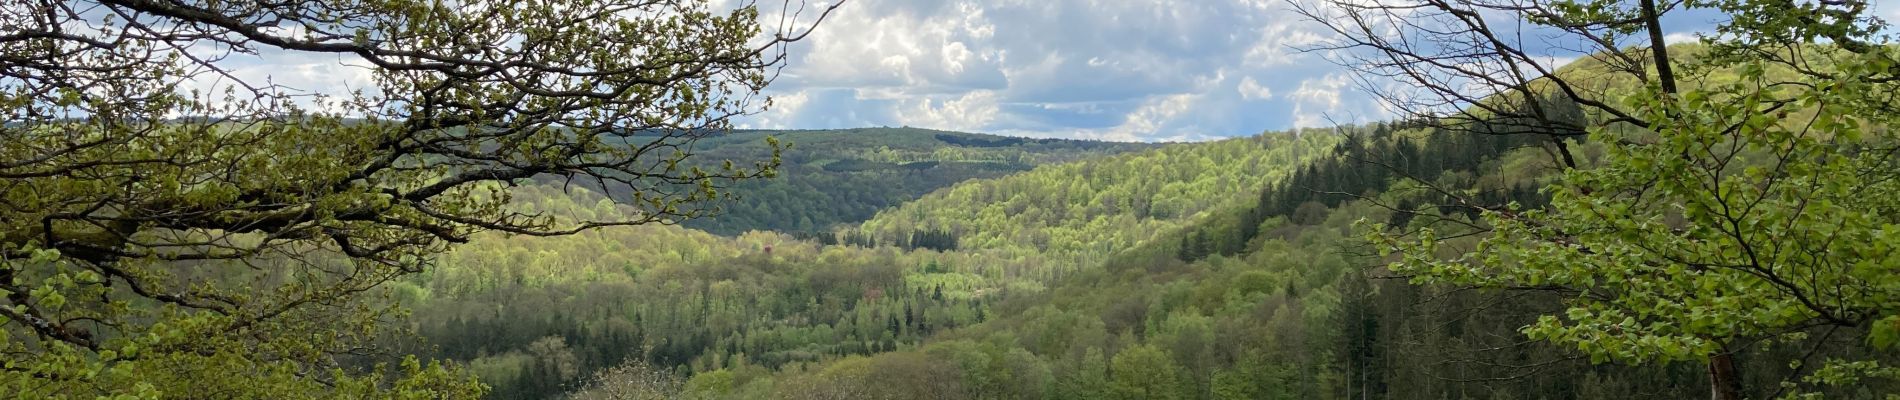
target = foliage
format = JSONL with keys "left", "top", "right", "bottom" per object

{"left": 0, "top": 0, "right": 834, "bottom": 396}
{"left": 18, "top": 0, "right": 1897, "bottom": 399}
{"left": 858, "top": 131, "right": 1340, "bottom": 265}
{"left": 1374, "top": 55, "right": 1900, "bottom": 392}
{"left": 383, "top": 185, "right": 1009, "bottom": 398}
{"left": 664, "top": 116, "right": 1894, "bottom": 400}
{"left": 392, "top": 88, "right": 1899, "bottom": 400}
{"left": 393, "top": 126, "right": 1346, "bottom": 398}
{"left": 676, "top": 128, "right": 1158, "bottom": 235}
{"left": 564, "top": 360, "right": 683, "bottom": 400}
{"left": 1304, "top": 0, "right": 1900, "bottom": 393}
{"left": 1109, "top": 344, "right": 1187, "bottom": 400}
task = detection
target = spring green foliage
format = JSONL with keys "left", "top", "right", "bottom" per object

{"left": 674, "top": 128, "right": 1158, "bottom": 235}
{"left": 630, "top": 123, "right": 1522, "bottom": 400}
{"left": 386, "top": 185, "right": 1011, "bottom": 397}
{"left": 1109, "top": 345, "right": 1187, "bottom": 400}
{"left": 1359, "top": 19, "right": 1900, "bottom": 398}
{"left": 449, "top": 115, "right": 1892, "bottom": 400}
{"left": 390, "top": 130, "right": 1349, "bottom": 398}
{"left": 411, "top": 121, "right": 1870, "bottom": 399}
{"left": 857, "top": 132, "right": 1340, "bottom": 263}
{"left": 11, "top": 1, "right": 1895, "bottom": 398}
{"left": 1316, "top": 0, "right": 1900, "bottom": 391}
{"left": 0, "top": 0, "right": 826, "bottom": 396}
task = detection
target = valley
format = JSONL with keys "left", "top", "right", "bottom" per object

{"left": 7, "top": 0, "right": 1899, "bottom": 398}
{"left": 389, "top": 118, "right": 1896, "bottom": 399}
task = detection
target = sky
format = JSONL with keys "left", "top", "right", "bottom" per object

{"left": 739, "top": 0, "right": 1377, "bottom": 142}
{"left": 219, "top": 0, "right": 1900, "bottom": 142}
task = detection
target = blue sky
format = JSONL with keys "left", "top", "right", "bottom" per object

{"left": 731, "top": 0, "right": 1803, "bottom": 141}
{"left": 736, "top": 0, "right": 1365, "bottom": 141}
{"left": 223, "top": 0, "right": 1900, "bottom": 142}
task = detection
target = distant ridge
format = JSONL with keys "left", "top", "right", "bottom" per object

{"left": 664, "top": 127, "right": 1162, "bottom": 235}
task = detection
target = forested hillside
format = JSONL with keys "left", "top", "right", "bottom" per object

{"left": 398, "top": 94, "right": 1900, "bottom": 398}
{"left": 667, "top": 128, "right": 1158, "bottom": 235}
{"left": 642, "top": 119, "right": 1899, "bottom": 400}
{"left": 385, "top": 185, "right": 1004, "bottom": 398}
{"left": 411, "top": 81, "right": 1900, "bottom": 399}
{"left": 665, "top": 122, "right": 1565, "bottom": 400}
{"left": 16, "top": 0, "right": 1900, "bottom": 397}
{"left": 854, "top": 132, "right": 1338, "bottom": 263}
{"left": 394, "top": 120, "right": 1664, "bottom": 399}
{"left": 388, "top": 130, "right": 1344, "bottom": 398}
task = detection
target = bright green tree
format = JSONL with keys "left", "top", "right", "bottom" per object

{"left": 1109, "top": 344, "right": 1186, "bottom": 400}
{"left": 1310, "top": 0, "right": 1900, "bottom": 395}
{"left": 1383, "top": 59, "right": 1900, "bottom": 397}
{"left": 1056, "top": 348, "right": 1110, "bottom": 400}
{"left": 0, "top": 0, "right": 838, "bottom": 396}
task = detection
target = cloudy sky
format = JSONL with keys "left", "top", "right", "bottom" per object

{"left": 742, "top": 0, "right": 1374, "bottom": 142}
{"left": 227, "top": 0, "right": 1900, "bottom": 142}
{"left": 733, "top": 0, "right": 1794, "bottom": 141}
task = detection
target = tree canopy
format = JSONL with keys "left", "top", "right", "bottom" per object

{"left": 1301, "top": 0, "right": 1900, "bottom": 395}
{"left": 0, "top": 0, "right": 837, "bottom": 396}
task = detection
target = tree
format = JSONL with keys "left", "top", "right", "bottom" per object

{"left": 0, "top": 0, "right": 840, "bottom": 396}
{"left": 1109, "top": 344, "right": 1185, "bottom": 400}
{"left": 1056, "top": 348, "right": 1109, "bottom": 400}
{"left": 1304, "top": 0, "right": 1900, "bottom": 395}
{"left": 567, "top": 359, "right": 683, "bottom": 400}
{"left": 1388, "top": 63, "right": 1900, "bottom": 397}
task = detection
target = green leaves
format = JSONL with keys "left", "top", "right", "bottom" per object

{"left": 1368, "top": 34, "right": 1900, "bottom": 394}
{"left": 1, "top": 0, "right": 841, "bottom": 395}
{"left": 1873, "top": 316, "right": 1900, "bottom": 350}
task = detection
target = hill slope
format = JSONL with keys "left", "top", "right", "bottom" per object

{"left": 669, "top": 128, "right": 1160, "bottom": 235}
{"left": 390, "top": 128, "right": 1342, "bottom": 399}
{"left": 852, "top": 131, "right": 1339, "bottom": 265}
{"left": 397, "top": 44, "right": 1900, "bottom": 400}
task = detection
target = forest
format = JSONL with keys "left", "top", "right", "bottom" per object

{"left": 387, "top": 107, "right": 1899, "bottom": 399}
{"left": 661, "top": 128, "right": 1159, "bottom": 236}
{"left": 3, "top": 0, "right": 1898, "bottom": 399}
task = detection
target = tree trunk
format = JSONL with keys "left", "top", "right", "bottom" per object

{"left": 1638, "top": 0, "right": 1678, "bottom": 94}
{"left": 1709, "top": 352, "right": 1744, "bottom": 400}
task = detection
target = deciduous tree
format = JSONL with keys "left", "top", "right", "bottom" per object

{"left": 1305, "top": 0, "right": 1900, "bottom": 395}
{"left": 0, "top": 0, "right": 838, "bottom": 396}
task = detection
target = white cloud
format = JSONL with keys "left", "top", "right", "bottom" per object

{"left": 741, "top": 91, "right": 812, "bottom": 129}
{"left": 1094, "top": 93, "right": 1203, "bottom": 141}
{"left": 1238, "top": 76, "right": 1274, "bottom": 100}
{"left": 781, "top": 0, "right": 1007, "bottom": 93}
{"left": 1289, "top": 74, "right": 1351, "bottom": 129}
{"left": 175, "top": 51, "right": 376, "bottom": 115}
{"left": 1530, "top": 55, "right": 1579, "bottom": 72}
{"left": 739, "top": 0, "right": 1370, "bottom": 140}
{"left": 1244, "top": 23, "right": 1329, "bottom": 67}
{"left": 1664, "top": 32, "right": 1699, "bottom": 45}
{"left": 202, "top": 0, "right": 1728, "bottom": 141}
{"left": 895, "top": 90, "right": 1002, "bottom": 131}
